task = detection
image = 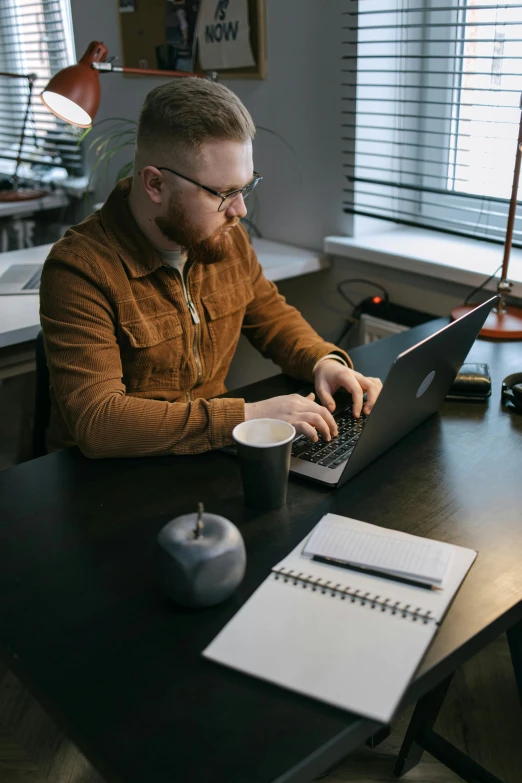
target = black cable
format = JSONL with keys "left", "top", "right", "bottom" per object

{"left": 336, "top": 314, "right": 360, "bottom": 346}
{"left": 339, "top": 278, "right": 389, "bottom": 299}
{"left": 336, "top": 283, "right": 359, "bottom": 311}
{"left": 335, "top": 268, "right": 502, "bottom": 346}
{"left": 334, "top": 279, "right": 390, "bottom": 346}
{"left": 336, "top": 278, "right": 389, "bottom": 311}
{"left": 464, "top": 264, "right": 502, "bottom": 305}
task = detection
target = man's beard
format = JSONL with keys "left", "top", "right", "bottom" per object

{"left": 155, "top": 195, "right": 238, "bottom": 265}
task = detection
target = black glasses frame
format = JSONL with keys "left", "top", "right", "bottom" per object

{"left": 156, "top": 167, "right": 262, "bottom": 212}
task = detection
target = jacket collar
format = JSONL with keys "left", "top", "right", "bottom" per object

{"left": 100, "top": 177, "right": 165, "bottom": 279}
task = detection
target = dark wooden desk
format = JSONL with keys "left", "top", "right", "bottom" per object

{"left": 1, "top": 321, "right": 522, "bottom": 783}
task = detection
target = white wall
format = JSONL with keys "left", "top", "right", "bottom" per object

{"left": 70, "top": 0, "right": 352, "bottom": 250}
{"left": 224, "top": 255, "right": 483, "bottom": 388}
{"left": 69, "top": 0, "right": 488, "bottom": 391}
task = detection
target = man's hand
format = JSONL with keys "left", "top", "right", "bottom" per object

{"left": 314, "top": 359, "right": 383, "bottom": 418}
{"left": 244, "top": 393, "right": 338, "bottom": 443}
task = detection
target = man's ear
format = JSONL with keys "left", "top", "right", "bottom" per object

{"left": 141, "top": 166, "right": 165, "bottom": 205}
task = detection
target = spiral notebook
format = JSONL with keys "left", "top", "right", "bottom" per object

{"left": 203, "top": 514, "right": 477, "bottom": 723}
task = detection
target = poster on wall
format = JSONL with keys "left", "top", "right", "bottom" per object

{"left": 164, "top": 1, "right": 201, "bottom": 72}
{"left": 197, "top": 0, "right": 255, "bottom": 71}
{"left": 119, "top": 0, "right": 202, "bottom": 73}
{"left": 118, "top": 0, "right": 265, "bottom": 77}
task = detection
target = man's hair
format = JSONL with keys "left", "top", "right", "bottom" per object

{"left": 136, "top": 77, "right": 256, "bottom": 156}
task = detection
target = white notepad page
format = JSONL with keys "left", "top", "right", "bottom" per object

{"left": 303, "top": 514, "right": 451, "bottom": 585}
{"left": 278, "top": 515, "right": 474, "bottom": 624}
{"left": 203, "top": 515, "right": 477, "bottom": 723}
{"left": 205, "top": 569, "right": 435, "bottom": 723}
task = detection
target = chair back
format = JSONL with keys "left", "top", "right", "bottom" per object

{"left": 33, "top": 330, "right": 51, "bottom": 458}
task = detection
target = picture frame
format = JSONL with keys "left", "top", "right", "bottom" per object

{"left": 118, "top": 0, "right": 266, "bottom": 80}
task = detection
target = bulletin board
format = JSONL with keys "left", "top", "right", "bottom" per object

{"left": 118, "top": 0, "right": 266, "bottom": 80}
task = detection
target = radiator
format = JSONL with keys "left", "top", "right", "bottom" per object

{"left": 359, "top": 313, "right": 409, "bottom": 344}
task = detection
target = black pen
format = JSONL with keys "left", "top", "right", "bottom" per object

{"left": 312, "top": 555, "right": 443, "bottom": 591}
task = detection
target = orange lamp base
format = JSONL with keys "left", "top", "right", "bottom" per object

{"left": 451, "top": 304, "right": 522, "bottom": 339}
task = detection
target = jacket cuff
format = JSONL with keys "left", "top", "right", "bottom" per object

{"left": 312, "top": 353, "right": 348, "bottom": 373}
{"left": 209, "top": 397, "right": 246, "bottom": 449}
{"left": 301, "top": 344, "right": 353, "bottom": 381}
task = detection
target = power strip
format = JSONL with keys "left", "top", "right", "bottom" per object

{"left": 357, "top": 298, "right": 435, "bottom": 344}
{"left": 358, "top": 297, "right": 435, "bottom": 328}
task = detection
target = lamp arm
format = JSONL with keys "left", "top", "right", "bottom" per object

{"left": 0, "top": 71, "right": 36, "bottom": 81}
{"left": 14, "top": 78, "right": 35, "bottom": 184}
{"left": 501, "top": 94, "right": 522, "bottom": 284}
{"left": 92, "top": 62, "right": 205, "bottom": 79}
{"left": 0, "top": 72, "right": 38, "bottom": 184}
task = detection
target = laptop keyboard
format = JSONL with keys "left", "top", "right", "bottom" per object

{"left": 22, "top": 266, "right": 43, "bottom": 291}
{"left": 291, "top": 407, "right": 369, "bottom": 469}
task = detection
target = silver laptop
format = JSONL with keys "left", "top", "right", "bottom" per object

{"left": 290, "top": 296, "right": 496, "bottom": 487}
{"left": 0, "top": 263, "right": 43, "bottom": 295}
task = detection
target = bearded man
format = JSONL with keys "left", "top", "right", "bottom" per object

{"left": 40, "top": 78, "right": 381, "bottom": 457}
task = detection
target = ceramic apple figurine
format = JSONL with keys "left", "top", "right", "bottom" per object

{"left": 156, "top": 503, "right": 246, "bottom": 607}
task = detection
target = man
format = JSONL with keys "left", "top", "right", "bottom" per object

{"left": 40, "top": 78, "right": 382, "bottom": 458}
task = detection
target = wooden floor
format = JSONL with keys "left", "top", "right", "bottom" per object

{"left": 1, "top": 635, "right": 521, "bottom": 783}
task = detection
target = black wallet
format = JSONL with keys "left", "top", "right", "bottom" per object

{"left": 446, "top": 363, "right": 491, "bottom": 401}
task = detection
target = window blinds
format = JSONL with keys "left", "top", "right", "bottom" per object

{"left": 343, "top": 0, "right": 522, "bottom": 246}
{"left": 0, "top": 0, "right": 83, "bottom": 179}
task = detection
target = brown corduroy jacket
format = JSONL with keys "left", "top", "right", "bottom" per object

{"left": 39, "top": 178, "right": 352, "bottom": 458}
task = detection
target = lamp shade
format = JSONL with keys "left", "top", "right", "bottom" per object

{"left": 41, "top": 41, "right": 109, "bottom": 128}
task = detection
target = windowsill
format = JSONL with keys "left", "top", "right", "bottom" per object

{"left": 252, "top": 238, "right": 329, "bottom": 282}
{"left": 324, "top": 223, "right": 522, "bottom": 301}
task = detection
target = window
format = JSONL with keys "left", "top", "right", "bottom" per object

{"left": 0, "top": 0, "right": 83, "bottom": 183}
{"left": 343, "top": 0, "right": 522, "bottom": 246}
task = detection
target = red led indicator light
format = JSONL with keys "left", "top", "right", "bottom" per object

{"left": 372, "top": 296, "right": 383, "bottom": 304}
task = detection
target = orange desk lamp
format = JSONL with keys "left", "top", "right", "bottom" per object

{"left": 40, "top": 41, "right": 204, "bottom": 129}
{"left": 452, "top": 94, "right": 522, "bottom": 339}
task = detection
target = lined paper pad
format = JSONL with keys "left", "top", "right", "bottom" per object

{"left": 303, "top": 514, "right": 451, "bottom": 585}
{"left": 204, "top": 515, "right": 477, "bottom": 723}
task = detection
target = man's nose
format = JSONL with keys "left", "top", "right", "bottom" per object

{"left": 224, "top": 193, "right": 247, "bottom": 219}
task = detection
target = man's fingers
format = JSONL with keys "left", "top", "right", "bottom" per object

{"left": 263, "top": 393, "right": 339, "bottom": 442}
{"left": 296, "top": 393, "right": 337, "bottom": 436}
{"left": 307, "top": 401, "right": 337, "bottom": 437}
{"left": 341, "top": 378, "right": 364, "bottom": 418}
{"left": 304, "top": 413, "right": 333, "bottom": 442}
{"left": 315, "top": 380, "right": 336, "bottom": 413}
{"left": 321, "top": 405, "right": 338, "bottom": 436}
{"left": 295, "top": 421, "right": 319, "bottom": 442}
{"left": 362, "top": 378, "right": 383, "bottom": 415}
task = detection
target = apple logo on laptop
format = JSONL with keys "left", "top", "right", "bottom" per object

{"left": 416, "top": 370, "right": 436, "bottom": 398}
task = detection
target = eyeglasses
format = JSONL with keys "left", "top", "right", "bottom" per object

{"left": 156, "top": 167, "right": 262, "bottom": 212}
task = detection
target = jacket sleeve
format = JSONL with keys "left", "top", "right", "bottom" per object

{"left": 39, "top": 254, "right": 244, "bottom": 458}
{"left": 238, "top": 229, "right": 353, "bottom": 380}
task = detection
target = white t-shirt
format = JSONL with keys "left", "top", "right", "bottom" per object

{"left": 157, "top": 247, "right": 346, "bottom": 370}
{"left": 159, "top": 248, "right": 188, "bottom": 276}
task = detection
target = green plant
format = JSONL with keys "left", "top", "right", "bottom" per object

{"left": 79, "top": 117, "right": 137, "bottom": 213}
